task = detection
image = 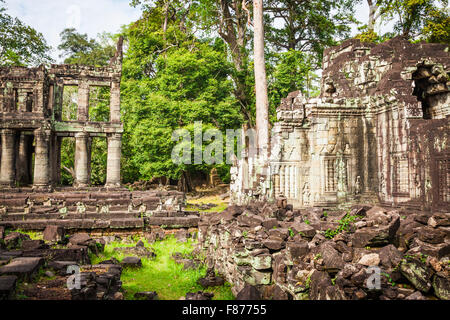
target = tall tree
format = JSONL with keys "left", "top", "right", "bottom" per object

{"left": 192, "top": 0, "right": 255, "bottom": 125}
{"left": 0, "top": 0, "right": 52, "bottom": 66}
{"left": 120, "top": 6, "right": 243, "bottom": 185}
{"left": 58, "top": 28, "right": 117, "bottom": 66}
{"left": 253, "top": 0, "right": 270, "bottom": 158}
{"left": 377, "top": 0, "right": 449, "bottom": 41}
{"left": 264, "top": 0, "right": 358, "bottom": 66}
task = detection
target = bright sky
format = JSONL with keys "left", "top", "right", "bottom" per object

{"left": 3, "top": 0, "right": 142, "bottom": 62}
{"left": 3, "top": 1, "right": 393, "bottom": 63}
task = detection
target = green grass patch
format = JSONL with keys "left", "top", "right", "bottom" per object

{"left": 186, "top": 195, "right": 228, "bottom": 213}
{"left": 90, "top": 235, "right": 234, "bottom": 300}
{"left": 7, "top": 229, "right": 43, "bottom": 240}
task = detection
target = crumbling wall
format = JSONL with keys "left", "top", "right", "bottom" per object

{"left": 199, "top": 201, "right": 450, "bottom": 300}
{"left": 0, "top": 38, "right": 124, "bottom": 191}
{"left": 230, "top": 37, "right": 449, "bottom": 211}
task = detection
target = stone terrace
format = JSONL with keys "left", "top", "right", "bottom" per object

{"left": 0, "top": 189, "right": 200, "bottom": 231}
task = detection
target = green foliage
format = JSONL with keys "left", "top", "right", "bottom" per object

{"left": 0, "top": 1, "right": 52, "bottom": 66}
{"left": 288, "top": 228, "right": 294, "bottom": 237}
{"left": 264, "top": 0, "right": 359, "bottom": 66}
{"left": 58, "top": 28, "right": 117, "bottom": 66}
{"left": 377, "top": 0, "right": 449, "bottom": 42}
{"left": 267, "top": 50, "right": 319, "bottom": 121}
{"left": 120, "top": 9, "right": 243, "bottom": 183}
{"left": 324, "top": 213, "right": 363, "bottom": 239}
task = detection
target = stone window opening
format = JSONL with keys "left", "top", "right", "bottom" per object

{"left": 60, "top": 137, "right": 75, "bottom": 186}
{"left": 90, "top": 136, "right": 107, "bottom": 186}
{"left": 412, "top": 64, "right": 449, "bottom": 120}
{"left": 62, "top": 85, "right": 79, "bottom": 121}
{"left": 88, "top": 86, "right": 111, "bottom": 122}
{"left": 26, "top": 92, "right": 33, "bottom": 112}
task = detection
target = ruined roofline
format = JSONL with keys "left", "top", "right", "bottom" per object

{"left": 320, "top": 36, "right": 449, "bottom": 100}
{"left": 0, "top": 37, "right": 124, "bottom": 76}
{"left": 275, "top": 36, "right": 449, "bottom": 118}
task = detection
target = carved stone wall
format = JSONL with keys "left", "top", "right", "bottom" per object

{"left": 231, "top": 37, "right": 449, "bottom": 211}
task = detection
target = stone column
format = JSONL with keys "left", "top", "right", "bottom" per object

{"left": 0, "top": 129, "right": 16, "bottom": 187}
{"left": 17, "top": 132, "right": 32, "bottom": 185}
{"left": 77, "top": 82, "right": 90, "bottom": 121}
{"left": 106, "top": 133, "right": 122, "bottom": 187}
{"left": 74, "top": 132, "right": 89, "bottom": 187}
{"left": 33, "top": 129, "right": 51, "bottom": 187}
{"left": 110, "top": 81, "right": 121, "bottom": 123}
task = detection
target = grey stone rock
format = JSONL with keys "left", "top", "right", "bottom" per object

{"left": 185, "top": 291, "right": 214, "bottom": 300}
{"left": 43, "top": 225, "right": 65, "bottom": 243}
{"left": 432, "top": 272, "right": 450, "bottom": 300}
{"left": 0, "top": 275, "right": 17, "bottom": 300}
{"left": 319, "top": 242, "right": 345, "bottom": 273}
{"left": 236, "top": 284, "right": 262, "bottom": 300}
{"left": 4, "top": 232, "right": 31, "bottom": 250}
{"left": 399, "top": 258, "right": 432, "bottom": 293}
{"left": 262, "top": 237, "right": 285, "bottom": 251}
{"left": 0, "top": 257, "right": 44, "bottom": 281}
{"left": 121, "top": 256, "right": 142, "bottom": 268}
{"left": 135, "top": 291, "right": 159, "bottom": 300}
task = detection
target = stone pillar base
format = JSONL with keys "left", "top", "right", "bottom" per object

{"left": 32, "top": 185, "right": 53, "bottom": 193}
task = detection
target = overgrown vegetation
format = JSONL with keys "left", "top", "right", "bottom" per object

{"left": 90, "top": 235, "right": 235, "bottom": 300}
{"left": 324, "top": 213, "right": 364, "bottom": 239}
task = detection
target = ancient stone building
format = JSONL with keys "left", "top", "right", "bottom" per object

{"left": 0, "top": 38, "right": 124, "bottom": 191}
{"left": 231, "top": 37, "right": 449, "bottom": 211}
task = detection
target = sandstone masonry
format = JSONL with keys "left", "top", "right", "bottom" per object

{"left": 231, "top": 37, "right": 449, "bottom": 211}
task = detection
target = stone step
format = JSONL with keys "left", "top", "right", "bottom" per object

{"left": 146, "top": 216, "right": 200, "bottom": 228}
{"left": 22, "top": 248, "right": 90, "bottom": 264}
{"left": 0, "top": 211, "right": 142, "bottom": 221}
{"left": 0, "top": 217, "right": 145, "bottom": 230}
{"left": 0, "top": 257, "right": 44, "bottom": 281}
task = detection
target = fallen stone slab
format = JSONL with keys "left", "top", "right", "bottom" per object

{"left": 432, "top": 272, "right": 450, "bottom": 300}
{"left": 121, "top": 256, "right": 142, "bottom": 268}
{"left": 43, "top": 225, "right": 65, "bottom": 243}
{"left": 197, "top": 268, "right": 225, "bottom": 288}
{"left": 185, "top": 291, "right": 214, "bottom": 300}
{"left": 69, "top": 233, "right": 93, "bottom": 246}
{"left": 146, "top": 216, "right": 199, "bottom": 228}
{"left": 0, "top": 275, "right": 17, "bottom": 300}
{"left": 47, "top": 261, "right": 78, "bottom": 275}
{"left": 113, "top": 246, "right": 156, "bottom": 259}
{"left": 0, "top": 257, "right": 44, "bottom": 281}
{"left": 400, "top": 258, "right": 432, "bottom": 293}
{"left": 21, "top": 248, "right": 90, "bottom": 264}
{"left": 236, "top": 284, "right": 262, "bottom": 300}
{"left": 21, "top": 240, "right": 48, "bottom": 251}
{"left": 134, "top": 291, "right": 158, "bottom": 300}
{"left": 4, "top": 232, "right": 31, "bottom": 250}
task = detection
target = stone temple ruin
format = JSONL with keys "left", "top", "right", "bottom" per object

{"left": 0, "top": 38, "right": 198, "bottom": 232}
{"left": 0, "top": 38, "right": 124, "bottom": 191}
{"left": 231, "top": 37, "right": 449, "bottom": 212}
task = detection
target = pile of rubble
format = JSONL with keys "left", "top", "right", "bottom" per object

{"left": 198, "top": 201, "right": 450, "bottom": 300}
{"left": 0, "top": 227, "right": 147, "bottom": 300}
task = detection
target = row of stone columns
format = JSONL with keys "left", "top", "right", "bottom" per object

{"left": 0, "top": 128, "right": 122, "bottom": 188}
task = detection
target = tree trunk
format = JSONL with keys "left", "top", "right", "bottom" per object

{"left": 253, "top": 0, "right": 270, "bottom": 160}
{"left": 178, "top": 170, "right": 193, "bottom": 192}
